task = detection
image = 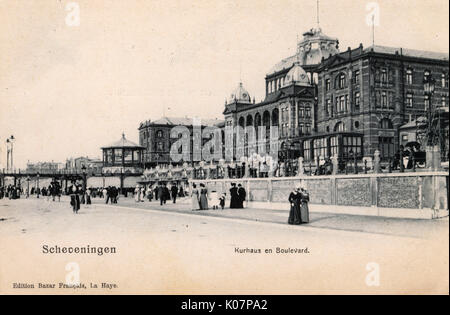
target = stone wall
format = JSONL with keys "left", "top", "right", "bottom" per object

{"left": 336, "top": 178, "right": 371, "bottom": 207}
{"left": 192, "top": 171, "right": 448, "bottom": 217}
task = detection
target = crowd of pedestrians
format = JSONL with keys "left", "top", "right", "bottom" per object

{"left": 1, "top": 179, "right": 310, "bottom": 225}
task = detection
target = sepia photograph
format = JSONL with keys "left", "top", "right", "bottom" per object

{"left": 0, "top": 0, "right": 448, "bottom": 299}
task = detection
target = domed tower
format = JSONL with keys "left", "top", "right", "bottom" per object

{"left": 266, "top": 27, "right": 339, "bottom": 96}
{"left": 227, "top": 82, "right": 252, "bottom": 105}
{"left": 297, "top": 27, "right": 339, "bottom": 66}
{"left": 223, "top": 82, "right": 254, "bottom": 129}
{"left": 282, "top": 62, "right": 311, "bottom": 87}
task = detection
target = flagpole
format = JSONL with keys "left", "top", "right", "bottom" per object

{"left": 372, "top": 14, "right": 375, "bottom": 46}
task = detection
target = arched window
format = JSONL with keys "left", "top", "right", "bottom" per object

{"left": 406, "top": 68, "right": 413, "bottom": 85}
{"left": 334, "top": 122, "right": 345, "bottom": 132}
{"left": 272, "top": 108, "right": 279, "bottom": 126}
{"left": 313, "top": 73, "right": 319, "bottom": 84}
{"left": 424, "top": 70, "right": 431, "bottom": 82}
{"left": 254, "top": 113, "right": 262, "bottom": 153}
{"left": 442, "top": 72, "right": 448, "bottom": 88}
{"left": 156, "top": 130, "right": 163, "bottom": 138}
{"left": 246, "top": 114, "right": 253, "bottom": 127}
{"left": 379, "top": 118, "right": 393, "bottom": 129}
{"left": 238, "top": 117, "right": 245, "bottom": 128}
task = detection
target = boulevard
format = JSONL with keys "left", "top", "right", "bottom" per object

{"left": 0, "top": 196, "right": 448, "bottom": 294}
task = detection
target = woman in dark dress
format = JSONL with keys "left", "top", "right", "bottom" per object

{"left": 299, "top": 187, "right": 310, "bottom": 224}
{"left": 199, "top": 183, "right": 208, "bottom": 210}
{"left": 229, "top": 183, "right": 239, "bottom": 209}
{"left": 69, "top": 184, "right": 81, "bottom": 214}
{"left": 288, "top": 187, "right": 302, "bottom": 225}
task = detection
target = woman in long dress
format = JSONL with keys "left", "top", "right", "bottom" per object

{"left": 191, "top": 184, "right": 200, "bottom": 210}
{"left": 199, "top": 184, "right": 209, "bottom": 210}
{"left": 288, "top": 187, "right": 301, "bottom": 225}
{"left": 299, "top": 187, "right": 310, "bottom": 223}
{"left": 70, "top": 184, "right": 80, "bottom": 214}
{"left": 134, "top": 185, "right": 140, "bottom": 202}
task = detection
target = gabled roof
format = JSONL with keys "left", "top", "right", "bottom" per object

{"left": 267, "top": 54, "right": 298, "bottom": 77}
{"left": 101, "top": 134, "right": 144, "bottom": 149}
{"left": 319, "top": 45, "right": 449, "bottom": 70}
{"left": 141, "top": 117, "right": 224, "bottom": 128}
{"left": 399, "top": 116, "right": 427, "bottom": 130}
{"left": 366, "top": 45, "right": 449, "bottom": 61}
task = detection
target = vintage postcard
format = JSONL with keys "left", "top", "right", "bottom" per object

{"left": 0, "top": 0, "right": 448, "bottom": 299}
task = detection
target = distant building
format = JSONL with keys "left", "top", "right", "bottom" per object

{"left": 223, "top": 27, "right": 449, "bottom": 162}
{"left": 26, "top": 161, "right": 64, "bottom": 173}
{"left": 138, "top": 117, "right": 224, "bottom": 167}
{"left": 65, "top": 156, "right": 103, "bottom": 173}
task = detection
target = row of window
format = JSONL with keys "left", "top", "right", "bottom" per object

{"left": 141, "top": 129, "right": 165, "bottom": 139}
{"left": 104, "top": 149, "right": 141, "bottom": 164}
{"left": 325, "top": 94, "right": 353, "bottom": 117}
{"left": 267, "top": 72, "right": 319, "bottom": 94}
{"left": 303, "top": 135, "right": 363, "bottom": 161}
{"left": 324, "top": 91, "right": 447, "bottom": 113}
{"left": 407, "top": 69, "right": 449, "bottom": 88}
{"left": 280, "top": 106, "right": 312, "bottom": 122}
{"left": 406, "top": 93, "right": 448, "bottom": 108}
{"left": 325, "top": 70, "right": 361, "bottom": 92}
{"left": 280, "top": 123, "right": 312, "bottom": 137}
{"left": 375, "top": 90, "right": 395, "bottom": 108}
{"left": 324, "top": 69, "right": 448, "bottom": 93}
{"left": 375, "top": 68, "right": 393, "bottom": 85}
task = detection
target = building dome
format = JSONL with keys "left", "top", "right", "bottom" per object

{"left": 267, "top": 27, "right": 339, "bottom": 75}
{"left": 283, "top": 62, "right": 310, "bottom": 87}
{"left": 228, "top": 82, "right": 252, "bottom": 104}
{"left": 297, "top": 27, "right": 339, "bottom": 65}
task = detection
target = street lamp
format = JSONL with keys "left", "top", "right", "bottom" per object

{"left": 423, "top": 76, "right": 443, "bottom": 169}
{"left": 81, "top": 164, "right": 87, "bottom": 203}
{"left": 26, "top": 176, "right": 30, "bottom": 198}
{"left": 423, "top": 77, "right": 437, "bottom": 146}
{"left": 6, "top": 135, "right": 15, "bottom": 172}
{"left": 36, "top": 171, "right": 40, "bottom": 198}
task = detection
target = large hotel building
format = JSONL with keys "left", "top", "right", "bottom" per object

{"left": 139, "top": 27, "right": 449, "bottom": 168}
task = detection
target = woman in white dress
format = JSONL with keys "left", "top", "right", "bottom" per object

{"left": 134, "top": 185, "right": 140, "bottom": 202}
{"left": 191, "top": 183, "right": 200, "bottom": 210}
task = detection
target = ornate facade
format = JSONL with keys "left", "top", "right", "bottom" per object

{"left": 138, "top": 117, "right": 224, "bottom": 168}
{"left": 139, "top": 26, "right": 449, "bottom": 168}
{"left": 225, "top": 27, "right": 449, "bottom": 163}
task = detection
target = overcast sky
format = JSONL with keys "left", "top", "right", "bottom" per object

{"left": 0, "top": 0, "right": 448, "bottom": 168}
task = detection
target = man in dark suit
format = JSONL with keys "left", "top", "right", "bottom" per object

{"left": 105, "top": 186, "right": 111, "bottom": 204}
{"left": 229, "top": 183, "right": 238, "bottom": 209}
{"left": 158, "top": 184, "right": 166, "bottom": 205}
{"left": 163, "top": 184, "right": 170, "bottom": 204}
{"left": 111, "top": 186, "right": 118, "bottom": 203}
{"left": 171, "top": 184, "right": 178, "bottom": 204}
